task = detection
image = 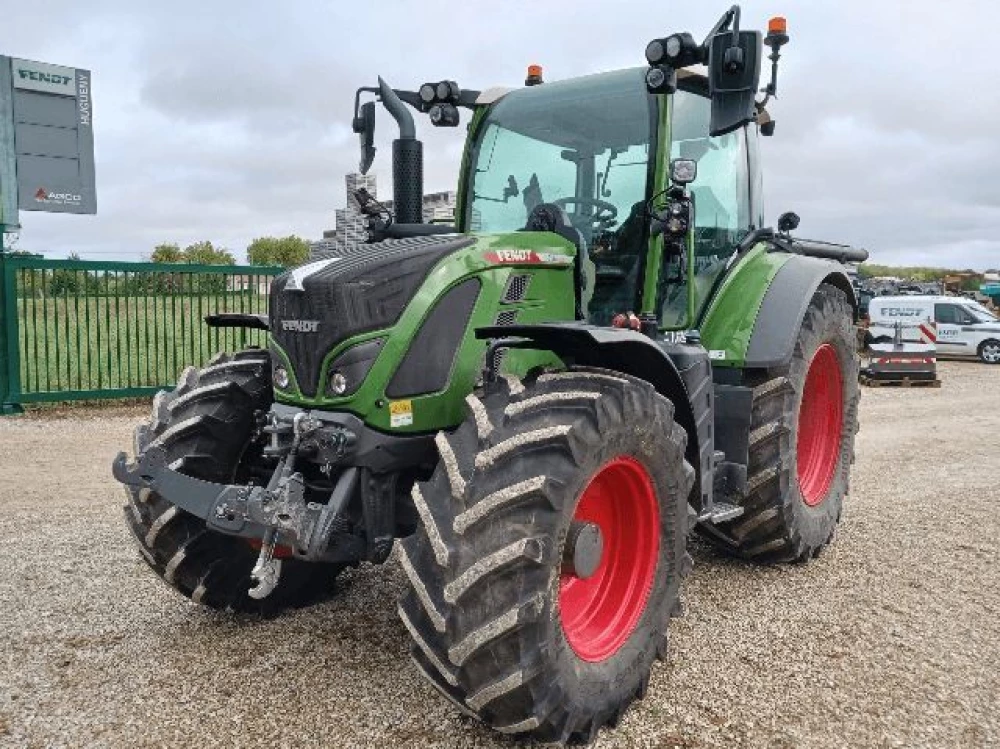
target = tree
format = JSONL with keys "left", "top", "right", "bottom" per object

{"left": 150, "top": 241, "right": 235, "bottom": 265}
{"left": 182, "top": 241, "right": 235, "bottom": 266}
{"left": 48, "top": 252, "right": 83, "bottom": 295}
{"left": 247, "top": 235, "right": 310, "bottom": 267}
{"left": 151, "top": 243, "right": 183, "bottom": 263}
{"left": 148, "top": 241, "right": 235, "bottom": 293}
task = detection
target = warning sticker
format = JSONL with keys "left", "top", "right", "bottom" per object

{"left": 389, "top": 400, "right": 413, "bottom": 428}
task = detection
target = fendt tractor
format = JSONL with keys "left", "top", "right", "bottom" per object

{"left": 114, "top": 7, "right": 866, "bottom": 743}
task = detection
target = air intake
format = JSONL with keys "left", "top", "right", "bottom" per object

{"left": 502, "top": 274, "right": 531, "bottom": 303}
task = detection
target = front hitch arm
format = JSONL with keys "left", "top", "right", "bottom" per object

{"left": 111, "top": 446, "right": 359, "bottom": 562}
{"left": 113, "top": 445, "right": 259, "bottom": 534}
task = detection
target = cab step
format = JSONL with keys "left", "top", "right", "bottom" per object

{"left": 698, "top": 502, "right": 744, "bottom": 524}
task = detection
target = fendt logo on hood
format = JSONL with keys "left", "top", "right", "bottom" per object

{"left": 281, "top": 319, "right": 320, "bottom": 333}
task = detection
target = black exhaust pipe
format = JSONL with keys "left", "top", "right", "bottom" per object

{"left": 378, "top": 77, "right": 424, "bottom": 224}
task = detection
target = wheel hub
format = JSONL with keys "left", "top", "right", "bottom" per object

{"left": 558, "top": 457, "right": 660, "bottom": 662}
{"left": 562, "top": 521, "right": 604, "bottom": 579}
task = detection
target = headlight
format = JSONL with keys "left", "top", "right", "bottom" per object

{"left": 273, "top": 366, "right": 290, "bottom": 389}
{"left": 329, "top": 371, "right": 348, "bottom": 396}
{"left": 324, "top": 338, "right": 385, "bottom": 398}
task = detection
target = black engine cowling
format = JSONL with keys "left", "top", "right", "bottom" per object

{"left": 269, "top": 235, "right": 474, "bottom": 396}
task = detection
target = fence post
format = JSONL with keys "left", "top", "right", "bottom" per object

{"left": 0, "top": 252, "right": 23, "bottom": 414}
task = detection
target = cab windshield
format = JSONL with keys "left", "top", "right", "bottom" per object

{"left": 465, "top": 68, "right": 654, "bottom": 322}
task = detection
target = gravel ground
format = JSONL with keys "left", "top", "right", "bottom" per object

{"left": 1, "top": 360, "right": 998, "bottom": 748}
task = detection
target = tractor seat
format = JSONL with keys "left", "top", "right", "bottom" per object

{"left": 523, "top": 203, "right": 592, "bottom": 319}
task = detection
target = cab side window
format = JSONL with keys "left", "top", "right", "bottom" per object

{"left": 935, "top": 304, "right": 972, "bottom": 325}
{"left": 670, "top": 91, "right": 751, "bottom": 257}
{"left": 661, "top": 89, "right": 751, "bottom": 327}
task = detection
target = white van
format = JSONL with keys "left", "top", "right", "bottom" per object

{"left": 867, "top": 295, "right": 1000, "bottom": 364}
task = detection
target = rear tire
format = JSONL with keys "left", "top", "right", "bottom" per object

{"left": 122, "top": 350, "right": 343, "bottom": 614}
{"left": 397, "top": 368, "right": 693, "bottom": 743}
{"left": 703, "top": 284, "right": 860, "bottom": 562}
{"left": 978, "top": 339, "right": 1000, "bottom": 364}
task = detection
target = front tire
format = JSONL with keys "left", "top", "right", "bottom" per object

{"left": 122, "top": 350, "right": 343, "bottom": 614}
{"left": 978, "top": 339, "right": 1000, "bottom": 364}
{"left": 703, "top": 284, "right": 860, "bottom": 561}
{"left": 397, "top": 369, "right": 693, "bottom": 743}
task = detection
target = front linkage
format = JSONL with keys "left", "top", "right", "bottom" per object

{"left": 113, "top": 404, "right": 427, "bottom": 598}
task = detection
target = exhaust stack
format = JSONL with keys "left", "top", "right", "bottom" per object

{"left": 377, "top": 77, "right": 424, "bottom": 224}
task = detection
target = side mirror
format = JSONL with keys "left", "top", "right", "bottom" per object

{"left": 353, "top": 101, "right": 376, "bottom": 174}
{"left": 708, "top": 29, "right": 762, "bottom": 136}
{"left": 670, "top": 158, "right": 698, "bottom": 187}
{"left": 778, "top": 211, "right": 800, "bottom": 233}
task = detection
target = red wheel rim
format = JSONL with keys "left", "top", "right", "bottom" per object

{"left": 559, "top": 457, "right": 660, "bottom": 662}
{"left": 796, "top": 343, "right": 844, "bottom": 507}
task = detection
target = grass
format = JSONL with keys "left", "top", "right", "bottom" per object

{"left": 14, "top": 292, "right": 270, "bottom": 396}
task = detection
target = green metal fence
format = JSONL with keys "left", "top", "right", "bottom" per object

{"left": 0, "top": 255, "right": 282, "bottom": 413}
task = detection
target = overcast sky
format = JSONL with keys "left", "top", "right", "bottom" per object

{"left": 3, "top": 0, "right": 998, "bottom": 269}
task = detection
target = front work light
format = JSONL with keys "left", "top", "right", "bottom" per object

{"left": 645, "top": 65, "right": 677, "bottom": 94}
{"left": 429, "top": 103, "right": 460, "bottom": 127}
{"left": 670, "top": 158, "right": 698, "bottom": 186}
{"left": 646, "top": 32, "right": 701, "bottom": 67}
{"left": 419, "top": 80, "right": 460, "bottom": 107}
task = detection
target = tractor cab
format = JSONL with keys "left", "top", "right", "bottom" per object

{"left": 350, "top": 6, "right": 787, "bottom": 336}
{"left": 458, "top": 66, "right": 764, "bottom": 329}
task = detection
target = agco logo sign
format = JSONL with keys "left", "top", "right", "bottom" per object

{"left": 34, "top": 188, "right": 82, "bottom": 206}
{"left": 17, "top": 68, "right": 72, "bottom": 87}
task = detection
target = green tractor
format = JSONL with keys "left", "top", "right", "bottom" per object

{"left": 114, "top": 7, "right": 865, "bottom": 743}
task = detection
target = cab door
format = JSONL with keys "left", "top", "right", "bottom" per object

{"left": 934, "top": 302, "right": 974, "bottom": 356}
{"left": 660, "top": 86, "right": 752, "bottom": 329}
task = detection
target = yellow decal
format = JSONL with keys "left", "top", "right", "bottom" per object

{"left": 389, "top": 400, "right": 413, "bottom": 428}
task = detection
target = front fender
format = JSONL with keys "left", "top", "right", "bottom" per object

{"left": 475, "top": 323, "right": 689, "bottom": 399}
{"left": 475, "top": 323, "right": 714, "bottom": 512}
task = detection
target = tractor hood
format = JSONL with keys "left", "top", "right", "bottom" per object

{"left": 270, "top": 234, "right": 475, "bottom": 396}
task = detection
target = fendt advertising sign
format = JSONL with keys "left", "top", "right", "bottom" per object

{"left": 0, "top": 55, "right": 96, "bottom": 229}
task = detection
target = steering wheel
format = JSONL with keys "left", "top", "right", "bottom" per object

{"left": 552, "top": 197, "right": 618, "bottom": 232}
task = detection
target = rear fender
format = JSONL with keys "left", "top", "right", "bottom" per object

{"left": 744, "top": 255, "right": 857, "bottom": 369}
{"left": 700, "top": 247, "right": 857, "bottom": 370}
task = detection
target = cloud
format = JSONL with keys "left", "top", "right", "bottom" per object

{"left": 4, "top": 0, "right": 999, "bottom": 270}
